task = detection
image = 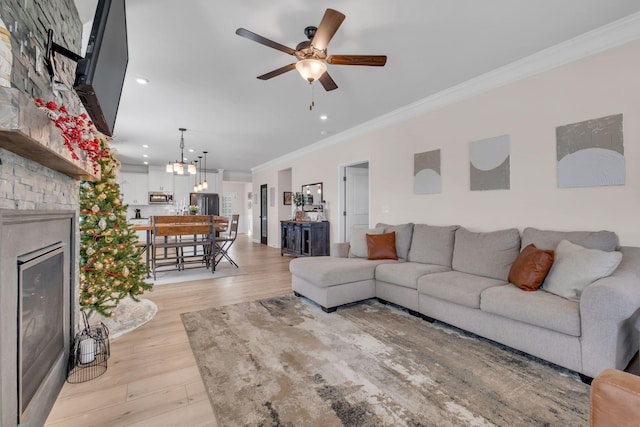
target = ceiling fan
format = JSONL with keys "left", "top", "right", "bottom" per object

{"left": 235, "top": 8, "right": 387, "bottom": 92}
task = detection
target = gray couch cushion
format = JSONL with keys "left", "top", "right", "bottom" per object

{"left": 290, "top": 256, "right": 394, "bottom": 288}
{"left": 376, "top": 262, "right": 450, "bottom": 289}
{"left": 417, "top": 271, "right": 506, "bottom": 309}
{"left": 349, "top": 227, "right": 384, "bottom": 258}
{"left": 452, "top": 227, "right": 521, "bottom": 281}
{"left": 521, "top": 227, "right": 619, "bottom": 252}
{"left": 481, "top": 285, "right": 581, "bottom": 336}
{"left": 408, "top": 224, "right": 459, "bottom": 267}
{"left": 376, "top": 223, "right": 414, "bottom": 259}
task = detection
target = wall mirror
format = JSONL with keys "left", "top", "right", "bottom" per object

{"left": 301, "top": 182, "right": 323, "bottom": 212}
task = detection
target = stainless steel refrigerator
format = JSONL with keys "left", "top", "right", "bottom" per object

{"left": 189, "top": 193, "right": 219, "bottom": 215}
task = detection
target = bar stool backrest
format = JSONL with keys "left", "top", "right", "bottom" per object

{"left": 152, "top": 215, "right": 214, "bottom": 237}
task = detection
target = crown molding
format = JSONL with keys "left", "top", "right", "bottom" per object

{"left": 252, "top": 12, "right": 640, "bottom": 174}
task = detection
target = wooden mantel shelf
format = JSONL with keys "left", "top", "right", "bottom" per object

{"left": 0, "top": 88, "right": 99, "bottom": 181}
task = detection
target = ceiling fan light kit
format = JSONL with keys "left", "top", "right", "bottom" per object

{"left": 236, "top": 8, "right": 386, "bottom": 100}
{"left": 295, "top": 59, "right": 327, "bottom": 83}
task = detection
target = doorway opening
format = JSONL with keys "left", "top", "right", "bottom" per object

{"left": 260, "top": 184, "right": 268, "bottom": 245}
{"left": 339, "top": 161, "right": 370, "bottom": 242}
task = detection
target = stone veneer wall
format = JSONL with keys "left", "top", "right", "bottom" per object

{"left": 0, "top": 0, "right": 83, "bottom": 210}
{"left": 0, "top": 0, "right": 81, "bottom": 101}
{"left": 0, "top": 148, "right": 79, "bottom": 210}
{"left": 0, "top": 2, "right": 84, "bottom": 425}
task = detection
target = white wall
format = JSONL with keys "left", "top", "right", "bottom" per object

{"left": 221, "top": 181, "right": 252, "bottom": 234}
{"left": 278, "top": 169, "right": 293, "bottom": 221}
{"left": 253, "top": 41, "right": 640, "bottom": 246}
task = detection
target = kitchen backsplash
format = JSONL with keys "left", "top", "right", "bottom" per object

{"left": 126, "top": 204, "right": 182, "bottom": 220}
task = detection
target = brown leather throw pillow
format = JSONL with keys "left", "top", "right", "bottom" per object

{"left": 367, "top": 232, "right": 398, "bottom": 260}
{"left": 508, "top": 243, "right": 555, "bottom": 291}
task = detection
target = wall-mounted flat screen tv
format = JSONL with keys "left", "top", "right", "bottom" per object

{"left": 74, "top": 0, "right": 128, "bottom": 137}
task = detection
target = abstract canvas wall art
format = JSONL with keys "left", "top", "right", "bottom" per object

{"left": 556, "top": 114, "right": 624, "bottom": 188}
{"left": 414, "top": 149, "right": 441, "bottom": 194}
{"left": 469, "top": 134, "right": 510, "bottom": 191}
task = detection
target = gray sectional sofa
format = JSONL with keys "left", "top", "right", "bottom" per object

{"left": 289, "top": 223, "right": 640, "bottom": 380}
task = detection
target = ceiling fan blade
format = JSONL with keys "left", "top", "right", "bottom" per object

{"left": 311, "top": 9, "right": 346, "bottom": 51}
{"left": 318, "top": 71, "right": 338, "bottom": 91}
{"left": 326, "top": 55, "right": 387, "bottom": 66}
{"left": 235, "top": 28, "right": 296, "bottom": 56}
{"left": 257, "top": 63, "right": 297, "bottom": 80}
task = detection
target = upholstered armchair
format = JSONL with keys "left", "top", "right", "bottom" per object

{"left": 590, "top": 369, "right": 640, "bottom": 426}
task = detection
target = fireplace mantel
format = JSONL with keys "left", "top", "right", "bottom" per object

{"left": 0, "top": 88, "right": 99, "bottom": 181}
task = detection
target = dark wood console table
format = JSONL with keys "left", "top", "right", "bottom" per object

{"left": 281, "top": 221, "right": 330, "bottom": 257}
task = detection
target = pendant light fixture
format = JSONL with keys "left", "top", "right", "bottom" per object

{"left": 166, "top": 128, "right": 197, "bottom": 175}
{"left": 202, "top": 151, "right": 209, "bottom": 190}
{"left": 192, "top": 159, "right": 199, "bottom": 192}
{"left": 196, "top": 155, "right": 203, "bottom": 192}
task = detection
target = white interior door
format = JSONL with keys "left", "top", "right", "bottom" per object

{"left": 345, "top": 164, "right": 369, "bottom": 242}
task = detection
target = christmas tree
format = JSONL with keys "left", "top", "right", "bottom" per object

{"left": 35, "top": 98, "right": 151, "bottom": 317}
{"left": 79, "top": 140, "right": 151, "bottom": 317}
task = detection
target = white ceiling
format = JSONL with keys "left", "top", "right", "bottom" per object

{"left": 74, "top": 1, "right": 640, "bottom": 175}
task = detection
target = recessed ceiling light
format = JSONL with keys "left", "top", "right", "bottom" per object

{"left": 142, "top": 144, "right": 149, "bottom": 148}
{"left": 188, "top": 149, "right": 194, "bottom": 153}
{"left": 143, "top": 154, "right": 148, "bottom": 158}
{"left": 183, "top": 157, "right": 188, "bottom": 161}
{"left": 143, "top": 161, "right": 148, "bottom": 165}
{"left": 320, "top": 115, "right": 328, "bottom": 120}
{"left": 320, "top": 130, "right": 327, "bottom": 135}
{"left": 135, "top": 77, "right": 149, "bottom": 85}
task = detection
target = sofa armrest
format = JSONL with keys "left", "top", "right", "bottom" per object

{"left": 591, "top": 369, "right": 640, "bottom": 427}
{"left": 580, "top": 247, "right": 640, "bottom": 377}
{"left": 331, "top": 242, "right": 350, "bottom": 258}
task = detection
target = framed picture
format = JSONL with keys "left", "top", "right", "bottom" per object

{"left": 283, "top": 191, "right": 292, "bottom": 205}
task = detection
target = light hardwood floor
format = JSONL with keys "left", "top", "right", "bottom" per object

{"left": 45, "top": 235, "right": 293, "bottom": 427}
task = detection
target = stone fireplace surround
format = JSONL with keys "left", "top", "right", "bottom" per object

{"left": 0, "top": 88, "right": 96, "bottom": 427}
{"left": 0, "top": 210, "right": 74, "bottom": 427}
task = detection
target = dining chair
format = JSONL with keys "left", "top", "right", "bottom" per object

{"left": 215, "top": 214, "right": 239, "bottom": 268}
{"left": 213, "top": 215, "right": 229, "bottom": 236}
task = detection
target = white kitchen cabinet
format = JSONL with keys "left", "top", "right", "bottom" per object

{"left": 148, "top": 165, "right": 174, "bottom": 192}
{"left": 119, "top": 172, "right": 148, "bottom": 205}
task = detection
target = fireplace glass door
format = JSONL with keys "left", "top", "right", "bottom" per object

{"left": 18, "top": 242, "right": 65, "bottom": 420}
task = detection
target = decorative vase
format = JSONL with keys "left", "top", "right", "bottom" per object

{"left": 295, "top": 209, "right": 305, "bottom": 221}
{"left": 0, "top": 15, "right": 12, "bottom": 88}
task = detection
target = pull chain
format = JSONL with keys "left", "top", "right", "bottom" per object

{"left": 309, "top": 82, "right": 315, "bottom": 111}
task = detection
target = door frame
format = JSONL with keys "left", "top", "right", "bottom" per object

{"left": 338, "top": 159, "right": 371, "bottom": 242}
{"left": 260, "top": 184, "right": 268, "bottom": 245}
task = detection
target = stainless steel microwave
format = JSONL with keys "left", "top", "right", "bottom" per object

{"left": 148, "top": 192, "right": 174, "bottom": 204}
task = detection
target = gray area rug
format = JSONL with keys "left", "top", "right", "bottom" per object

{"left": 145, "top": 263, "right": 246, "bottom": 286}
{"left": 181, "top": 296, "right": 589, "bottom": 426}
